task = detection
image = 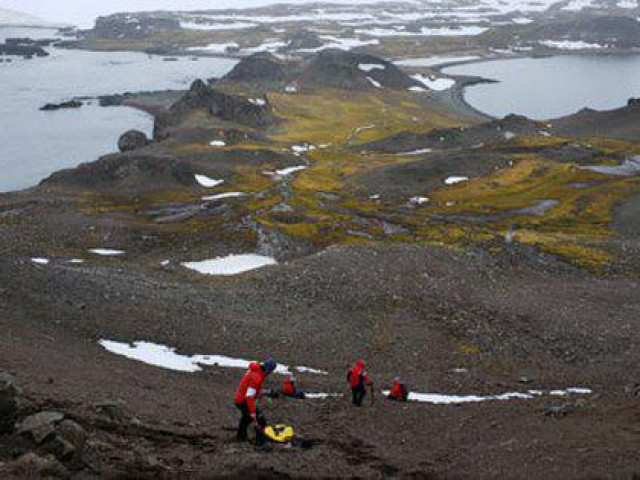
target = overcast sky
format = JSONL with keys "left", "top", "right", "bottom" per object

{"left": 0, "top": 0, "right": 382, "bottom": 28}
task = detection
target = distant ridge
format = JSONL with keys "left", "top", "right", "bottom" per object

{"left": 0, "top": 7, "right": 62, "bottom": 28}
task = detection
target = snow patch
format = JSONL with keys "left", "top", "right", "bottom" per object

{"left": 202, "top": 192, "right": 246, "bottom": 201}
{"left": 186, "top": 42, "right": 239, "bottom": 54}
{"left": 539, "top": 40, "right": 606, "bottom": 50}
{"left": 399, "top": 148, "right": 433, "bottom": 156}
{"left": 89, "top": 249, "right": 125, "bottom": 256}
{"left": 358, "top": 63, "right": 386, "bottom": 72}
{"left": 367, "top": 76, "right": 383, "bottom": 88}
{"left": 209, "top": 140, "right": 226, "bottom": 147}
{"left": 195, "top": 174, "right": 224, "bottom": 188}
{"left": 181, "top": 254, "right": 276, "bottom": 276}
{"left": 383, "top": 387, "right": 593, "bottom": 404}
{"left": 445, "top": 176, "right": 469, "bottom": 185}
{"left": 410, "top": 196, "right": 430, "bottom": 205}
{"left": 99, "top": 340, "right": 326, "bottom": 376}
{"left": 275, "top": 165, "right": 308, "bottom": 176}
{"left": 305, "top": 393, "right": 343, "bottom": 399}
{"left": 411, "top": 74, "right": 455, "bottom": 91}
{"left": 31, "top": 258, "right": 49, "bottom": 265}
{"left": 395, "top": 56, "right": 480, "bottom": 68}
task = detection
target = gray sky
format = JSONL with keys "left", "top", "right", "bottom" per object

{"left": 0, "top": 0, "right": 382, "bottom": 28}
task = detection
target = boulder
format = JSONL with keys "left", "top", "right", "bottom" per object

{"left": 9, "top": 453, "right": 67, "bottom": 477}
{"left": 17, "top": 411, "right": 64, "bottom": 444}
{"left": 118, "top": 129, "right": 149, "bottom": 152}
{"left": 56, "top": 419, "right": 87, "bottom": 458}
{"left": 0, "top": 372, "right": 19, "bottom": 434}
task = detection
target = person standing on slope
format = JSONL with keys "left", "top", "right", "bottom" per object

{"left": 234, "top": 358, "right": 277, "bottom": 443}
{"left": 347, "top": 359, "right": 373, "bottom": 406}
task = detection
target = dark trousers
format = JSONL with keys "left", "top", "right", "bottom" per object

{"left": 235, "top": 401, "right": 267, "bottom": 443}
{"left": 352, "top": 385, "right": 366, "bottom": 406}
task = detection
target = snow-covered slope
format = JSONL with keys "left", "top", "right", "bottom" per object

{"left": 0, "top": 7, "right": 54, "bottom": 27}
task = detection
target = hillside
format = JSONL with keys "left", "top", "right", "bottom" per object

{"left": 0, "top": 7, "right": 55, "bottom": 27}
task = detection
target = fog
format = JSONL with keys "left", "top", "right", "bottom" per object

{"left": 0, "top": 0, "right": 384, "bottom": 28}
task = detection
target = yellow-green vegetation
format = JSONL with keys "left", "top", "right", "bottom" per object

{"left": 269, "top": 89, "right": 462, "bottom": 146}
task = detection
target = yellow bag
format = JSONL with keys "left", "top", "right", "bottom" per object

{"left": 264, "top": 424, "right": 295, "bottom": 443}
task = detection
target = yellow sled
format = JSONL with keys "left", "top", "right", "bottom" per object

{"left": 264, "top": 424, "right": 295, "bottom": 443}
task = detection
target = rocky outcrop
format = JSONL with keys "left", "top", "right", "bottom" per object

{"left": 0, "top": 41, "right": 48, "bottom": 57}
{"left": 284, "top": 29, "right": 324, "bottom": 51}
{"left": 39, "top": 100, "right": 83, "bottom": 111}
{"left": 223, "top": 52, "right": 291, "bottom": 86}
{"left": 89, "top": 13, "right": 180, "bottom": 39}
{"left": 155, "top": 79, "right": 273, "bottom": 139}
{"left": 41, "top": 153, "right": 197, "bottom": 193}
{"left": 298, "top": 49, "right": 420, "bottom": 91}
{"left": 363, "top": 114, "right": 542, "bottom": 153}
{"left": 222, "top": 49, "right": 421, "bottom": 92}
{"left": 118, "top": 129, "right": 149, "bottom": 152}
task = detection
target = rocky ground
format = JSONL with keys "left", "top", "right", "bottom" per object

{"left": 1, "top": 48, "right": 640, "bottom": 478}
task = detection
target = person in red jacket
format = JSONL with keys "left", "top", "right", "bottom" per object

{"left": 388, "top": 378, "right": 409, "bottom": 402}
{"left": 347, "top": 359, "right": 373, "bottom": 406}
{"left": 282, "top": 375, "right": 305, "bottom": 399}
{"left": 234, "top": 358, "right": 277, "bottom": 443}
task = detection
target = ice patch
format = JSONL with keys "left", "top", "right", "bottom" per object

{"left": 358, "top": 63, "right": 386, "bottom": 72}
{"left": 99, "top": 340, "right": 326, "bottom": 376}
{"left": 202, "top": 192, "right": 246, "bottom": 201}
{"left": 68, "top": 259, "right": 84, "bottom": 264}
{"left": 209, "top": 140, "right": 226, "bottom": 147}
{"left": 31, "top": 258, "right": 49, "bottom": 265}
{"left": 411, "top": 74, "right": 456, "bottom": 91}
{"left": 182, "top": 254, "right": 276, "bottom": 276}
{"left": 89, "top": 249, "right": 125, "bottom": 256}
{"left": 195, "top": 174, "right": 224, "bottom": 188}
{"left": 445, "top": 176, "right": 469, "bottom": 185}
{"left": 242, "top": 40, "right": 288, "bottom": 55}
{"left": 297, "top": 36, "right": 380, "bottom": 53}
{"left": 357, "top": 26, "right": 488, "bottom": 37}
{"left": 291, "top": 144, "right": 317, "bottom": 154}
{"left": 504, "top": 131, "right": 516, "bottom": 140}
{"left": 248, "top": 98, "right": 267, "bottom": 106}
{"left": 295, "top": 366, "right": 329, "bottom": 375}
{"left": 383, "top": 387, "right": 593, "bottom": 404}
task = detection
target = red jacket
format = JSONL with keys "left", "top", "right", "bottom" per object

{"left": 234, "top": 362, "right": 267, "bottom": 414}
{"left": 348, "top": 360, "right": 371, "bottom": 388}
{"left": 389, "top": 380, "right": 408, "bottom": 401}
{"left": 283, "top": 378, "right": 296, "bottom": 396}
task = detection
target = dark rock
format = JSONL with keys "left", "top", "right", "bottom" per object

{"left": 0, "top": 42, "right": 48, "bottom": 58}
{"left": 624, "top": 383, "right": 640, "bottom": 396}
{"left": 43, "top": 435, "right": 76, "bottom": 461}
{"left": 0, "top": 372, "right": 20, "bottom": 434}
{"left": 56, "top": 419, "right": 87, "bottom": 457}
{"left": 90, "top": 13, "right": 180, "bottom": 40}
{"left": 9, "top": 453, "right": 67, "bottom": 478}
{"left": 41, "top": 153, "right": 197, "bottom": 194}
{"left": 224, "top": 52, "right": 290, "bottom": 85}
{"left": 118, "top": 129, "right": 149, "bottom": 152}
{"left": 17, "top": 411, "right": 64, "bottom": 444}
{"left": 40, "top": 100, "right": 83, "bottom": 111}
{"left": 284, "top": 30, "right": 324, "bottom": 51}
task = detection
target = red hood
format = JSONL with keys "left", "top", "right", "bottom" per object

{"left": 249, "top": 361, "right": 261, "bottom": 372}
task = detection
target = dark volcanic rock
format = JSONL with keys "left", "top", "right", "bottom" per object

{"left": 90, "top": 13, "right": 180, "bottom": 39}
{"left": 0, "top": 372, "right": 19, "bottom": 434}
{"left": 17, "top": 411, "right": 64, "bottom": 444}
{"left": 0, "top": 42, "right": 48, "bottom": 58}
{"left": 299, "top": 49, "right": 420, "bottom": 91}
{"left": 40, "top": 100, "right": 83, "bottom": 111}
{"left": 284, "top": 29, "right": 325, "bottom": 50}
{"left": 155, "top": 79, "right": 273, "bottom": 139}
{"left": 41, "top": 153, "right": 198, "bottom": 193}
{"left": 118, "top": 129, "right": 150, "bottom": 152}
{"left": 224, "top": 52, "right": 291, "bottom": 85}
{"left": 363, "top": 114, "right": 542, "bottom": 153}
